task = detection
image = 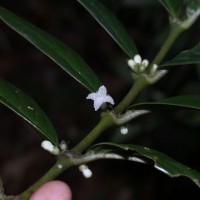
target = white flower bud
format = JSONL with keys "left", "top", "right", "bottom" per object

{"left": 41, "top": 140, "right": 60, "bottom": 155}
{"left": 134, "top": 54, "right": 142, "bottom": 64}
{"left": 150, "top": 64, "right": 158, "bottom": 76}
{"left": 127, "top": 59, "right": 135, "bottom": 69}
{"left": 79, "top": 165, "right": 93, "bottom": 178}
{"left": 120, "top": 126, "right": 128, "bottom": 135}
{"left": 60, "top": 140, "right": 67, "bottom": 151}
{"left": 142, "top": 59, "right": 149, "bottom": 67}
{"left": 41, "top": 140, "right": 54, "bottom": 152}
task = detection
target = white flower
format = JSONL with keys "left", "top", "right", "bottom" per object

{"left": 86, "top": 85, "right": 114, "bottom": 111}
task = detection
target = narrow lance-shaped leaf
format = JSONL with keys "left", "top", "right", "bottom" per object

{"left": 0, "top": 79, "right": 59, "bottom": 146}
{"left": 160, "top": 43, "right": 200, "bottom": 68}
{"left": 129, "top": 95, "right": 200, "bottom": 111}
{"left": 77, "top": 0, "right": 138, "bottom": 58}
{"left": 86, "top": 143, "right": 200, "bottom": 188}
{"left": 0, "top": 7, "right": 101, "bottom": 92}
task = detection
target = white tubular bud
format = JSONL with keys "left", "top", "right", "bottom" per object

{"left": 150, "top": 64, "right": 158, "bottom": 76}
{"left": 41, "top": 140, "right": 54, "bottom": 152}
{"left": 120, "top": 126, "right": 128, "bottom": 135}
{"left": 142, "top": 59, "right": 149, "bottom": 67}
{"left": 41, "top": 140, "right": 60, "bottom": 155}
{"left": 60, "top": 140, "right": 67, "bottom": 151}
{"left": 127, "top": 59, "right": 135, "bottom": 69}
{"left": 79, "top": 165, "right": 93, "bottom": 178}
{"left": 134, "top": 54, "right": 142, "bottom": 64}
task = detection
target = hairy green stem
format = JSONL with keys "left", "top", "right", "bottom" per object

{"left": 72, "top": 114, "right": 114, "bottom": 153}
{"left": 18, "top": 22, "right": 185, "bottom": 200}
{"left": 151, "top": 25, "right": 184, "bottom": 66}
{"left": 114, "top": 77, "right": 149, "bottom": 114}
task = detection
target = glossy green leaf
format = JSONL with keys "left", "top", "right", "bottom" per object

{"left": 87, "top": 143, "right": 200, "bottom": 187}
{"left": 77, "top": 0, "right": 138, "bottom": 58}
{"left": 160, "top": 43, "right": 200, "bottom": 67}
{"left": 0, "top": 79, "right": 58, "bottom": 145}
{"left": 159, "top": 0, "right": 184, "bottom": 18}
{"left": 129, "top": 95, "right": 200, "bottom": 111}
{"left": 0, "top": 7, "right": 101, "bottom": 92}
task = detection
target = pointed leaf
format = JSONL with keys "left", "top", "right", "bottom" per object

{"left": 0, "top": 79, "right": 59, "bottom": 145}
{"left": 129, "top": 95, "right": 200, "bottom": 111}
{"left": 0, "top": 7, "right": 101, "bottom": 92}
{"left": 160, "top": 43, "right": 200, "bottom": 67}
{"left": 77, "top": 0, "right": 138, "bottom": 58}
{"left": 87, "top": 143, "right": 200, "bottom": 187}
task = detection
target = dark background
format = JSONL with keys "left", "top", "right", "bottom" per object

{"left": 0, "top": 0, "right": 200, "bottom": 199}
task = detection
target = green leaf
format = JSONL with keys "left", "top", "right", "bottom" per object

{"left": 159, "top": 0, "right": 184, "bottom": 18}
{"left": 77, "top": 0, "right": 138, "bottom": 58}
{"left": 0, "top": 79, "right": 59, "bottom": 145}
{"left": 160, "top": 43, "right": 200, "bottom": 67}
{"left": 0, "top": 7, "right": 101, "bottom": 92}
{"left": 129, "top": 95, "right": 200, "bottom": 111}
{"left": 87, "top": 143, "right": 200, "bottom": 187}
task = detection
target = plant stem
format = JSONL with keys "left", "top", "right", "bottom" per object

{"left": 72, "top": 114, "right": 114, "bottom": 153}
{"left": 114, "top": 77, "right": 149, "bottom": 114}
{"left": 18, "top": 22, "right": 185, "bottom": 200}
{"left": 151, "top": 25, "right": 184, "bottom": 66}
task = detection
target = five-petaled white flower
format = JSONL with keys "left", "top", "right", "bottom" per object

{"left": 86, "top": 85, "right": 114, "bottom": 111}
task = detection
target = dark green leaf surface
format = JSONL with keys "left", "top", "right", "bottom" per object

{"left": 129, "top": 95, "right": 200, "bottom": 111}
{"left": 160, "top": 43, "right": 200, "bottom": 67}
{"left": 159, "top": 0, "right": 184, "bottom": 18}
{"left": 77, "top": 0, "right": 138, "bottom": 58}
{"left": 0, "top": 7, "right": 101, "bottom": 92}
{"left": 88, "top": 143, "right": 200, "bottom": 187}
{"left": 0, "top": 79, "right": 58, "bottom": 145}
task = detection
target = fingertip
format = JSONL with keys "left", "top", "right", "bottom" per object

{"left": 30, "top": 181, "right": 72, "bottom": 200}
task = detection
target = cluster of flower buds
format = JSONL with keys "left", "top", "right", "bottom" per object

{"left": 127, "top": 54, "right": 158, "bottom": 76}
